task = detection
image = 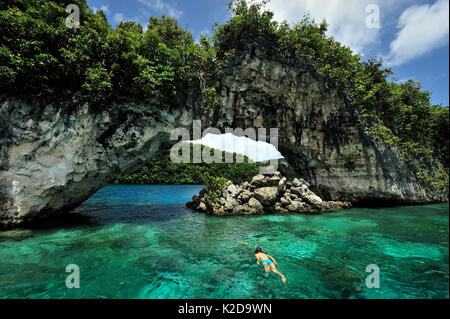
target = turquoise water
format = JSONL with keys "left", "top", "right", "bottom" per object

{"left": 0, "top": 185, "right": 448, "bottom": 299}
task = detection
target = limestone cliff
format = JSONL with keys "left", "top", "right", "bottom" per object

{"left": 0, "top": 46, "right": 447, "bottom": 227}
{"left": 0, "top": 100, "right": 192, "bottom": 227}
{"left": 201, "top": 47, "right": 448, "bottom": 205}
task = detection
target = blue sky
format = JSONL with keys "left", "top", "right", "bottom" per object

{"left": 86, "top": 0, "right": 449, "bottom": 106}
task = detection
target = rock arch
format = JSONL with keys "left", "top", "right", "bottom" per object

{"left": 0, "top": 52, "right": 446, "bottom": 227}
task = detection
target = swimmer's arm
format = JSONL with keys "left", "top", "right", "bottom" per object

{"left": 255, "top": 255, "right": 261, "bottom": 265}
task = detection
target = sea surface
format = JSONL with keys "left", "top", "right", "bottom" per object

{"left": 0, "top": 185, "right": 448, "bottom": 299}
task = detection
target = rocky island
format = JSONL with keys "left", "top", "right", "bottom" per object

{"left": 187, "top": 170, "right": 352, "bottom": 216}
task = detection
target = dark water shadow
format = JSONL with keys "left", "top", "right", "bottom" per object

{"left": 19, "top": 212, "right": 99, "bottom": 231}
{"left": 72, "top": 203, "right": 193, "bottom": 226}
{"left": 2, "top": 203, "right": 199, "bottom": 233}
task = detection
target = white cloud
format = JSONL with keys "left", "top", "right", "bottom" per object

{"left": 92, "top": 4, "right": 109, "bottom": 13}
{"left": 113, "top": 13, "right": 128, "bottom": 24}
{"left": 190, "top": 133, "right": 284, "bottom": 162}
{"left": 385, "top": 0, "right": 449, "bottom": 67}
{"left": 265, "top": 0, "right": 412, "bottom": 54}
{"left": 137, "top": 0, "right": 183, "bottom": 18}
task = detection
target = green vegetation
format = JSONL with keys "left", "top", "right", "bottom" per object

{"left": 0, "top": 0, "right": 211, "bottom": 110}
{"left": 415, "top": 168, "right": 449, "bottom": 193}
{"left": 201, "top": 173, "right": 228, "bottom": 207}
{"left": 343, "top": 147, "right": 360, "bottom": 172}
{"left": 115, "top": 144, "right": 261, "bottom": 185}
{"left": 1, "top": 0, "right": 448, "bottom": 187}
{"left": 200, "top": 87, "right": 217, "bottom": 115}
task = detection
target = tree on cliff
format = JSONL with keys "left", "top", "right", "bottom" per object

{"left": 0, "top": 0, "right": 209, "bottom": 109}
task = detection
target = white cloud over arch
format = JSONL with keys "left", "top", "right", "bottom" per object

{"left": 137, "top": 0, "right": 183, "bottom": 18}
{"left": 384, "top": 0, "right": 449, "bottom": 67}
{"left": 265, "top": 0, "right": 403, "bottom": 54}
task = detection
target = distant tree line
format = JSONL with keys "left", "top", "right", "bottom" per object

{"left": 115, "top": 144, "right": 293, "bottom": 185}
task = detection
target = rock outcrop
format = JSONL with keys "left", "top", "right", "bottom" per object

{"left": 0, "top": 100, "right": 193, "bottom": 227}
{"left": 200, "top": 45, "right": 448, "bottom": 205}
{"left": 0, "top": 42, "right": 447, "bottom": 227}
{"left": 186, "top": 171, "right": 352, "bottom": 216}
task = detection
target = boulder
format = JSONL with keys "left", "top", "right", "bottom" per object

{"left": 238, "top": 190, "right": 253, "bottom": 203}
{"left": 233, "top": 204, "right": 258, "bottom": 215}
{"left": 222, "top": 197, "right": 239, "bottom": 211}
{"left": 214, "top": 207, "right": 226, "bottom": 215}
{"left": 278, "top": 177, "right": 287, "bottom": 189}
{"left": 303, "top": 193, "right": 323, "bottom": 210}
{"left": 302, "top": 204, "right": 320, "bottom": 214}
{"left": 287, "top": 200, "right": 305, "bottom": 212}
{"left": 251, "top": 174, "right": 266, "bottom": 187}
{"left": 299, "top": 178, "right": 311, "bottom": 187}
{"left": 302, "top": 184, "right": 309, "bottom": 194}
{"left": 291, "top": 187, "right": 303, "bottom": 196}
{"left": 254, "top": 187, "right": 279, "bottom": 206}
{"left": 322, "top": 201, "right": 352, "bottom": 210}
{"left": 248, "top": 197, "right": 263, "bottom": 211}
{"left": 267, "top": 175, "right": 281, "bottom": 186}
{"left": 275, "top": 202, "right": 288, "bottom": 213}
{"left": 227, "top": 184, "right": 239, "bottom": 197}
{"left": 205, "top": 198, "right": 216, "bottom": 212}
{"left": 280, "top": 196, "right": 292, "bottom": 207}
{"left": 291, "top": 185, "right": 316, "bottom": 196}
{"left": 197, "top": 201, "right": 207, "bottom": 212}
{"left": 292, "top": 178, "right": 302, "bottom": 187}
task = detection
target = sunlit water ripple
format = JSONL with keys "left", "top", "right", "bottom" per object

{"left": 0, "top": 185, "right": 448, "bottom": 299}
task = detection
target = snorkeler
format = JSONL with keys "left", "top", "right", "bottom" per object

{"left": 254, "top": 247, "right": 287, "bottom": 283}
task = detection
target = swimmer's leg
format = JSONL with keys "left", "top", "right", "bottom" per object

{"left": 270, "top": 263, "right": 287, "bottom": 283}
{"left": 263, "top": 263, "right": 270, "bottom": 273}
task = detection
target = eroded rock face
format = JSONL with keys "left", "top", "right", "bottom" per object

{"left": 201, "top": 48, "right": 448, "bottom": 205}
{"left": 0, "top": 100, "right": 193, "bottom": 227}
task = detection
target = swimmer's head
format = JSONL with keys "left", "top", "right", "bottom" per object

{"left": 255, "top": 247, "right": 263, "bottom": 254}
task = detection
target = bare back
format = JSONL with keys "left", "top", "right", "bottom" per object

{"left": 255, "top": 252, "right": 271, "bottom": 261}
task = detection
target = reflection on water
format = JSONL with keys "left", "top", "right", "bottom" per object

{"left": 0, "top": 185, "right": 448, "bottom": 299}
